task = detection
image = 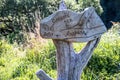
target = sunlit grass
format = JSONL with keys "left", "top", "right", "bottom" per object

{"left": 0, "top": 28, "right": 120, "bottom": 80}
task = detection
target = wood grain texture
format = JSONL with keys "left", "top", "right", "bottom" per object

{"left": 40, "top": 7, "right": 106, "bottom": 42}
{"left": 38, "top": 5, "right": 102, "bottom": 80}
{"left": 36, "top": 38, "right": 100, "bottom": 80}
{"left": 53, "top": 38, "right": 100, "bottom": 80}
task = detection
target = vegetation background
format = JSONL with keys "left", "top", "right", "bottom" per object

{"left": 0, "top": 0, "right": 120, "bottom": 80}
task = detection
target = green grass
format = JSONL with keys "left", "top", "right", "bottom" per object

{"left": 81, "top": 30, "right": 120, "bottom": 80}
{"left": 0, "top": 30, "right": 120, "bottom": 80}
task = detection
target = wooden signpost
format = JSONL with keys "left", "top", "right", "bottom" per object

{"left": 40, "top": 7, "right": 106, "bottom": 42}
{"left": 36, "top": 1, "right": 107, "bottom": 80}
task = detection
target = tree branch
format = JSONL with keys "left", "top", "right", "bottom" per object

{"left": 77, "top": 38, "right": 100, "bottom": 72}
{"left": 36, "top": 69, "right": 53, "bottom": 80}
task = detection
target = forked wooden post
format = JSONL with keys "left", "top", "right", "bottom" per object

{"left": 36, "top": 1, "right": 107, "bottom": 80}
{"left": 53, "top": 38, "right": 100, "bottom": 80}
{"left": 36, "top": 38, "right": 100, "bottom": 80}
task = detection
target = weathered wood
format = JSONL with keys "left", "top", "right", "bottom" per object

{"left": 59, "top": 0, "right": 67, "bottom": 10}
{"left": 37, "top": 1, "right": 104, "bottom": 80}
{"left": 40, "top": 7, "right": 106, "bottom": 42}
{"left": 36, "top": 38, "right": 100, "bottom": 80}
{"left": 53, "top": 38, "right": 100, "bottom": 80}
{"left": 36, "top": 69, "right": 53, "bottom": 80}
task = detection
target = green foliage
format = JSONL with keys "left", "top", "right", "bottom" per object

{"left": 0, "top": 0, "right": 59, "bottom": 43}
{"left": 0, "top": 0, "right": 59, "bottom": 30}
{"left": 0, "top": 0, "right": 102, "bottom": 44}
{"left": 73, "top": 28, "right": 120, "bottom": 79}
{"left": 0, "top": 0, "right": 119, "bottom": 80}
{"left": 66, "top": 0, "right": 102, "bottom": 14}
{"left": 0, "top": 40, "right": 13, "bottom": 56}
{"left": 0, "top": 30, "right": 120, "bottom": 79}
{"left": 25, "top": 41, "right": 56, "bottom": 70}
{"left": 81, "top": 31, "right": 120, "bottom": 79}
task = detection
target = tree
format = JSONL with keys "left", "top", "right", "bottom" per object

{"left": 0, "top": 0, "right": 102, "bottom": 43}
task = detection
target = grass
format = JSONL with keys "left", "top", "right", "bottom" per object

{"left": 0, "top": 29, "right": 120, "bottom": 80}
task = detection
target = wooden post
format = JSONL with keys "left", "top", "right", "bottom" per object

{"left": 53, "top": 38, "right": 100, "bottom": 80}
{"left": 36, "top": 38, "right": 100, "bottom": 80}
{"left": 37, "top": 1, "right": 106, "bottom": 80}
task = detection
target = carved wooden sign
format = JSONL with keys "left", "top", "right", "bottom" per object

{"left": 40, "top": 7, "right": 107, "bottom": 42}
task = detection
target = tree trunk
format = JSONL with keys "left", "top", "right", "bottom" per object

{"left": 53, "top": 38, "right": 100, "bottom": 80}
{"left": 36, "top": 38, "right": 100, "bottom": 80}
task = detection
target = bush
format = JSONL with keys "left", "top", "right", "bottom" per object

{"left": 0, "top": 30, "right": 120, "bottom": 79}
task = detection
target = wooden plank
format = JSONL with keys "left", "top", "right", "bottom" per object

{"left": 40, "top": 7, "right": 106, "bottom": 42}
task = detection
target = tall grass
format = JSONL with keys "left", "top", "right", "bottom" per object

{"left": 0, "top": 28, "right": 120, "bottom": 80}
{"left": 81, "top": 29, "right": 120, "bottom": 79}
